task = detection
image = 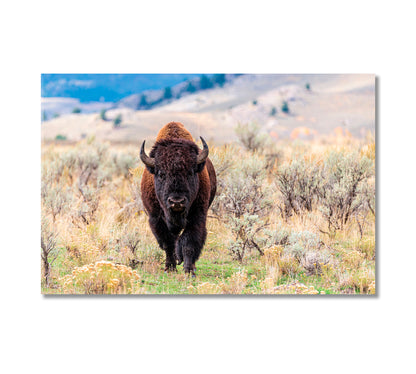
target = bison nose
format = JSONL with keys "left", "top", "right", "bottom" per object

{"left": 168, "top": 197, "right": 186, "bottom": 212}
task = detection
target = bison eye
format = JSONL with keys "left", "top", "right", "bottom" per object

{"left": 157, "top": 170, "right": 166, "bottom": 179}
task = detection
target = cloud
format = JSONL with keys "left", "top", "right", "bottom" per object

{"left": 67, "top": 79, "right": 94, "bottom": 88}
{"left": 44, "top": 79, "right": 95, "bottom": 95}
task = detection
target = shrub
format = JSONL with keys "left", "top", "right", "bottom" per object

{"left": 186, "top": 82, "right": 196, "bottom": 93}
{"left": 207, "top": 145, "right": 235, "bottom": 216}
{"left": 281, "top": 101, "right": 290, "bottom": 114}
{"left": 305, "top": 83, "right": 311, "bottom": 91}
{"left": 119, "top": 224, "right": 141, "bottom": 267}
{"left": 74, "top": 156, "right": 101, "bottom": 224}
{"left": 219, "top": 157, "right": 272, "bottom": 218}
{"left": 368, "top": 280, "right": 376, "bottom": 295}
{"left": 284, "top": 230, "right": 330, "bottom": 275}
{"left": 343, "top": 249, "right": 365, "bottom": 269}
{"left": 68, "top": 140, "right": 110, "bottom": 226}
{"left": 260, "top": 246, "right": 283, "bottom": 292}
{"left": 41, "top": 140, "right": 136, "bottom": 227}
{"left": 277, "top": 254, "right": 300, "bottom": 277}
{"left": 163, "top": 87, "right": 172, "bottom": 99}
{"left": 42, "top": 183, "right": 72, "bottom": 223}
{"left": 208, "top": 145, "right": 234, "bottom": 179}
{"left": 276, "top": 157, "right": 322, "bottom": 219}
{"left": 318, "top": 151, "right": 374, "bottom": 232}
{"left": 41, "top": 139, "right": 118, "bottom": 228}
{"left": 361, "top": 176, "right": 376, "bottom": 217}
{"left": 213, "top": 74, "right": 226, "bottom": 87}
{"left": 41, "top": 158, "right": 74, "bottom": 222}
{"left": 72, "top": 187, "right": 100, "bottom": 226}
{"left": 55, "top": 134, "right": 67, "bottom": 141}
{"left": 285, "top": 230, "right": 320, "bottom": 259}
{"left": 270, "top": 107, "right": 277, "bottom": 116}
{"left": 113, "top": 114, "right": 122, "bottom": 128}
{"left": 235, "top": 123, "right": 268, "bottom": 153}
{"left": 59, "top": 261, "right": 141, "bottom": 294}
{"left": 361, "top": 142, "right": 375, "bottom": 161}
{"left": 262, "top": 245, "right": 283, "bottom": 264}
{"left": 110, "top": 151, "right": 137, "bottom": 179}
{"left": 263, "top": 224, "right": 291, "bottom": 247}
{"left": 100, "top": 109, "right": 107, "bottom": 121}
{"left": 220, "top": 269, "right": 248, "bottom": 294}
{"left": 265, "top": 150, "right": 284, "bottom": 173}
{"left": 63, "top": 227, "right": 105, "bottom": 266}
{"left": 263, "top": 227, "right": 301, "bottom": 278}
{"left": 138, "top": 94, "right": 148, "bottom": 109}
{"left": 358, "top": 236, "right": 375, "bottom": 260}
{"left": 72, "top": 107, "right": 81, "bottom": 114}
{"left": 200, "top": 74, "right": 213, "bottom": 90}
{"left": 226, "top": 214, "right": 264, "bottom": 261}
{"left": 41, "top": 218, "right": 59, "bottom": 287}
{"left": 42, "top": 150, "right": 75, "bottom": 185}
{"left": 339, "top": 265, "right": 375, "bottom": 294}
{"left": 130, "top": 165, "right": 146, "bottom": 213}
{"left": 216, "top": 157, "right": 273, "bottom": 262}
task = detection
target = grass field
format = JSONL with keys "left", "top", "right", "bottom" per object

{"left": 41, "top": 129, "right": 375, "bottom": 295}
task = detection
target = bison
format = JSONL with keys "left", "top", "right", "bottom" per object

{"left": 140, "top": 122, "right": 217, "bottom": 276}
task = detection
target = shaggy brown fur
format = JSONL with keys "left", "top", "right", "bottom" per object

{"left": 140, "top": 122, "right": 216, "bottom": 275}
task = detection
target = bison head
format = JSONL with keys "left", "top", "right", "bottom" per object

{"left": 140, "top": 137, "right": 209, "bottom": 232}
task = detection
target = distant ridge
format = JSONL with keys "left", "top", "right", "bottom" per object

{"left": 41, "top": 74, "right": 238, "bottom": 119}
{"left": 41, "top": 74, "right": 375, "bottom": 143}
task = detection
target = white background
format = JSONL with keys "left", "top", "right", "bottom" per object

{"left": 1, "top": 1, "right": 415, "bottom": 373}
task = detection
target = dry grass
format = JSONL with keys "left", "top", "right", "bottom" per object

{"left": 41, "top": 134, "right": 375, "bottom": 295}
{"left": 60, "top": 261, "right": 142, "bottom": 294}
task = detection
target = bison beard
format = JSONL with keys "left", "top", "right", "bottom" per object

{"left": 140, "top": 122, "right": 216, "bottom": 276}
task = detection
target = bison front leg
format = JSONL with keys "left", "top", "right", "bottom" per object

{"left": 176, "top": 217, "right": 207, "bottom": 276}
{"left": 164, "top": 247, "right": 177, "bottom": 272}
{"left": 149, "top": 216, "right": 177, "bottom": 272}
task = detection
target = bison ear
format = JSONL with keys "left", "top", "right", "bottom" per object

{"left": 146, "top": 165, "right": 156, "bottom": 174}
{"left": 196, "top": 160, "right": 206, "bottom": 174}
{"left": 144, "top": 163, "right": 156, "bottom": 175}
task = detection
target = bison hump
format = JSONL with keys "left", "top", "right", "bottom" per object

{"left": 156, "top": 122, "right": 194, "bottom": 142}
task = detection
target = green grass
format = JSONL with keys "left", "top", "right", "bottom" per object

{"left": 41, "top": 224, "right": 375, "bottom": 294}
{"left": 42, "top": 238, "right": 375, "bottom": 294}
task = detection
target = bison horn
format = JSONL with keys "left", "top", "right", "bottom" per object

{"left": 197, "top": 137, "right": 209, "bottom": 164}
{"left": 140, "top": 140, "right": 155, "bottom": 168}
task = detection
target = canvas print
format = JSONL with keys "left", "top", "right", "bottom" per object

{"left": 41, "top": 74, "right": 376, "bottom": 295}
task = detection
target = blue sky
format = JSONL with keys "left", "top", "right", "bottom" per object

{"left": 41, "top": 74, "right": 201, "bottom": 102}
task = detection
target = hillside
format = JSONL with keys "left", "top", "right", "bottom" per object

{"left": 41, "top": 74, "right": 375, "bottom": 143}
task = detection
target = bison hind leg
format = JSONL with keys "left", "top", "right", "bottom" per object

{"left": 183, "top": 256, "right": 197, "bottom": 277}
{"left": 175, "top": 244, "right": 183, "bottom": 265}
{"left": 184, "top": 262, "right": 196, "bottom": 277}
